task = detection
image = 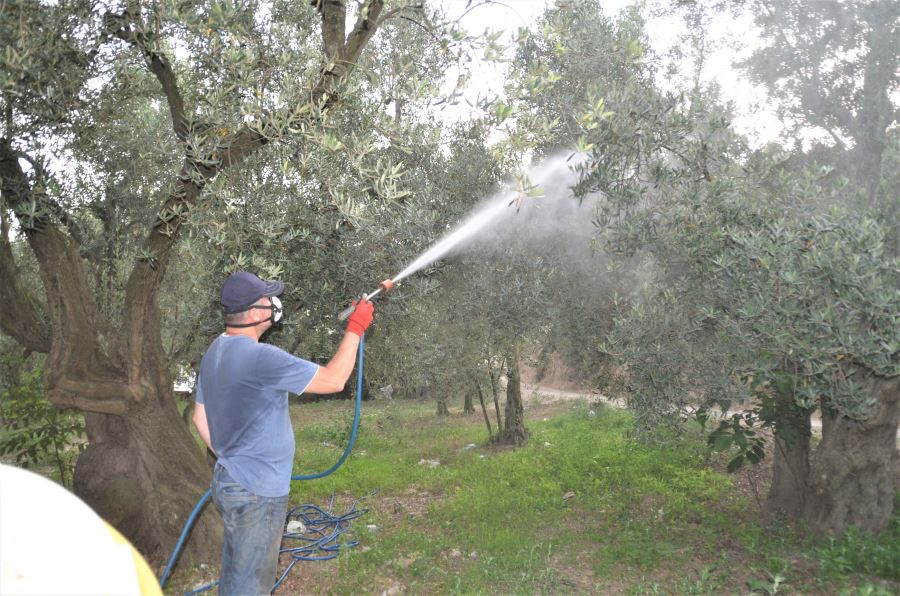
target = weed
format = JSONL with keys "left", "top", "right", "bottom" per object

{"left": 817, "top": 502, "right": 900, "bottom": 582}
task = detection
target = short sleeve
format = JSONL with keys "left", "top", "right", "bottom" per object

{"left": 256, "top": 344, "right": 320, "bottom": 395}
{"left": 195, "top": 374, "right": 205, "bottom": 405}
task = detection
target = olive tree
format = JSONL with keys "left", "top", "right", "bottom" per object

{"left": 573, "top": 15, "right": 899, "bottom": 537}
{"left": 507, "top": 0, "right": 900, "bottom": 535}
{"left": 0, "top": 0, "right": 451, "bottom": 560}
{"left": 739, "top": 0, "right": 899, "bottom": 211}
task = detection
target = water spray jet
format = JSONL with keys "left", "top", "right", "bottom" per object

{"left": 336, "top": 155, "right": 577, "bottom": 321}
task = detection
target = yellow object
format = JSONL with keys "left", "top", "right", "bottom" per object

{"left": 102, "top": 520, "right": 165, "bottom": 596}
{"left": 0, "top": 463, "right": 163, "bottom": 595}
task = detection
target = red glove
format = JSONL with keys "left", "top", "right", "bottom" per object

{"left": 345, "top": 298, "right": 374, "bottom": 337}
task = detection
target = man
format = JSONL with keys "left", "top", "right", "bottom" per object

{"left": 192, "top": 271, "right": 373, "bottom": 595}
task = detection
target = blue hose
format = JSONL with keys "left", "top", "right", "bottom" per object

{"left": 290, "top": 332, "right": 365, "bottom": 482}
{"left": 159, "top": 489, "right": 212, "bottom": 587}
{"left": 160, "top": 334, "right": 367, "bottom": 592}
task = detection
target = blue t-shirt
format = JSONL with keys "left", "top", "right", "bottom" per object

{"left": 196, "top": 334, "right": 319, "bottom": 497}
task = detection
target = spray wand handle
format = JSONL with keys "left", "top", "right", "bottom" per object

{"left": 338, "top": 290, "right": 377, "bottom": 321}
{"left": 337, "top": 303, "right": 358, "bottom": 322}
{"left": 337, "top": 279, "right": 394, "bottom": 321}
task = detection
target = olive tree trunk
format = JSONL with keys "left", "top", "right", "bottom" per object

{"left": 75, "top": 404, "right": 222, "bottom": 564}
{"left": 476, "top": 382, "right": 493, "bottom": 439}
{"left": 463, "top": 390, "right": 475, "bottom": 414}
{"left": 489, "top": 361, "right": 504, "bottom": 433}
{"left": 496, "top": 349, "right": 528, "bottom": 446}
{"left": 767, "top": 396, "right": 812, "bottom": 519}
{"left": 768, "top": 373, "right": 899, "bottom": 534}
{"left": 806, "top": 374, "right": 899, "bottom": 534}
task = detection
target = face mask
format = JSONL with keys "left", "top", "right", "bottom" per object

{"left": 225, "top": 296, "right": 283, "bottom": 328}
{"left": 270, "top": 296, "right": 283, "bottom": 323}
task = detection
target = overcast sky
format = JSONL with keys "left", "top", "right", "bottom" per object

{"left": 445, "top": 0, "right": 782, "bottom": 146}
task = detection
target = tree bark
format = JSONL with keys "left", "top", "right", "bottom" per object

{"left": 767, "top": 373, "right": 900, "bottom": 535}
{"left": 767, "top": 394, "right": 812, "bottom": 519}
{"left": 436, "top": 396, "right": 449, "bottom": 416}
{"left": 75, "top": 398, "right": 222, "bottom": 565}
{"left": 805, "top": 373, "right": 900, "bottom": 534}
{"left": 489, "top": 362, "right": 503, "bottom": 433}
{"left": 463, "top": 390, "right": 474, "bottom": 414}
{"left": 496, "top": 349, "right": 528, "bottom": 446}
{"left": 476, "top": 382, "right": 493, "bottom": 438}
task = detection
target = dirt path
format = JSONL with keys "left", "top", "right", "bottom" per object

{"left": 523, "top": 382, "right": 623, "bottom": 407}
{"left": 523, "top": 382, "right": 900, "bottom": 447}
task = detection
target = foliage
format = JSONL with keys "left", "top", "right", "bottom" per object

{"left": 740, "top": 0, "right": 898, "bottom": 155}
{"left": 559, "top": 0, "right": 900, "bottom": 448}
{"left": 496, "top": 0, "right": 669, "bottom": 388}
{"left": 597, "top": 132, "right": 900, "bottom": 445}
{"left": 0, "top": 354, "right": 85, "bottom": 486}
{"left": 507, "top": 0, "right": 651, "bottom": 156}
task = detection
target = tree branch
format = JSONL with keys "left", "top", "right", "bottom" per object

{"left": 0, "top": 220, "right": 51, "bottom": 353}
{"left": 0, "top": 137, "right": 118, "bottom": 372}
{"left": 398, "top": 14, "right": 441, "bottom": 44}
{"left": 123, "top": 0, "right": 387, "bottom": 357}
{"left": 344, "top": 0, "right": 386, "bottom": 65}
{"left": 15, "top": 151, "right": 85, "bottom": 244}
{"left": 106, "top": 13, "right": 188, "bottom": 140}
{"left": 315, "top": 0, "right": 346, "bottom": 63}
{"left": 52, "top": 387, "right": 128, "bottom": 415}
{"left": 209, "top": 0, "right": 387, "bottom": 168}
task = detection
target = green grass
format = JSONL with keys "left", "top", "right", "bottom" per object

{"left": 167, "top": 397, "right": 899, "bottom": 594}
{"left": 817, "top": 496, "right": 900, "bottom": 582}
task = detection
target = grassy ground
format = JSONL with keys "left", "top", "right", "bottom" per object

{"left": 167, "top": 394, "right": 899, "bottom": 595}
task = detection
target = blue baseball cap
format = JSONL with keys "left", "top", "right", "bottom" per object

{"left": 220, "top": 272, "right": 284, "bottom": 314}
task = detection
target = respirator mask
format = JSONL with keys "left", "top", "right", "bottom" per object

{"left": 267, "top": 296, "right": 284, "bottom": 324}
{"left": 225, "top": 296, "right": 283, "bottom": 328}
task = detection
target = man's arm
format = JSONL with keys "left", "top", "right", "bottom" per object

{"left": 305, "top": 299, "right": 374, "bottom": 394}
{"left": 305, "top": 332, "right": 360, "bottom": 394}
{"left": 192, "top": 403, "right": 215, "bottom": 455}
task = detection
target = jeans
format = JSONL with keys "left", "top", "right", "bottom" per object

{"left": 211, "top": 463, "right": 289, "bottom": 596}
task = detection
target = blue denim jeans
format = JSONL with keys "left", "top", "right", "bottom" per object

{"left": 211, "top": 463, "right": 289, "bottom": 595}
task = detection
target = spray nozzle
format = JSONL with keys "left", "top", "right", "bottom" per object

{"left": 337, "top": 279, "right": 395, "bottom": 321}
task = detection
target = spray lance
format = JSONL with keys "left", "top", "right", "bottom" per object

{"left": 338, "top": 278, "right": 395, "bottom": 321}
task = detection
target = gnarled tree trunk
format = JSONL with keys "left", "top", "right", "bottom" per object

{"left": 75, "top": 400, "right": 222, "bottom": 564}
{"left": 768, "top": 373, "right": 899, "bottom": 534}
{"left": 806, "top": 374, "right": 899, "bottom": 534}
{"left": 496, "top": 348, "right": 528, "bottom": 446}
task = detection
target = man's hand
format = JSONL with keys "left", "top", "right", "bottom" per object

{"left": 345, "top": 298, "right": 374, "bottom": 337}
{"left": 308, "top": 300, "right": 370, "bottom": 394}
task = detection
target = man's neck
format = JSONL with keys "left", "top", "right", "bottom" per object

{"left": 224, "top": 327, "right": 261, "bottom": 341}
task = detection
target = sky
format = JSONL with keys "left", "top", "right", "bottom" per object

{"left": 444, "top": 0, "right": 783, "bottom": 146}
